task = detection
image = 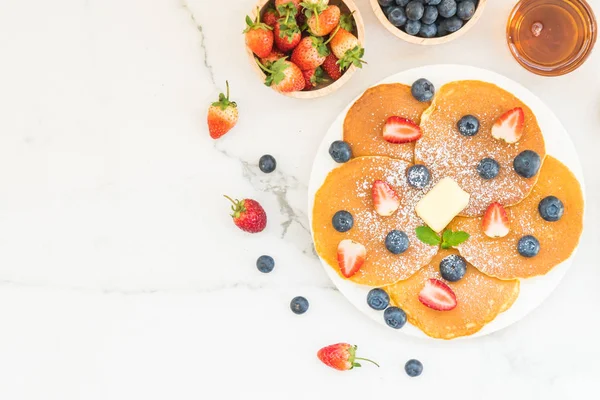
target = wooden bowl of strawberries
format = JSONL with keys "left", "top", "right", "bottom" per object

{"left": 244, "top": 0, "right": 366, "bottom": 98}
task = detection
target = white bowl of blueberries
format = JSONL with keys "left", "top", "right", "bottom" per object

{"left": 371, "top": 0, "right": 486, "bottom": 45}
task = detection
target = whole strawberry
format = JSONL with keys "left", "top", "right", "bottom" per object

{"left": 321, "top": 53, "right": 342, "bottom": 81}
{"left": 244, "top": 12, "right": 274, "bottom": 58}
{"left": 291, "top": 36, "right": 329, "bottom": 70}
{"left": 207, "top": 81, "right": 238, "bottom": 139}
{"left": 317, "top": 343, "right": 379, "bottom": 371}
{"left": 257, "top": 58, "right": 305, "bottom": 93}
{"left": 274, "top": 20, "right": 302, "bottom": 52}
{"left": 302, "top": 66, "right": 327, "bottom": 90}
{"left": 306, "top": 5, "right": 340, "bottom": 36}
{"left": 329, "top": 26, "right": 365, "bottom": 70}
{"left": 224, "top": 196, "right": 267, "bottom": 233}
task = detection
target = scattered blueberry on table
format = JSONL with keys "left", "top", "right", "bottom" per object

{"left": 290, "top": 296, "right": 309, "bottom": 314}
{"left": 256, "top": 255, "right": 275, "bottom": 273}
{"left": 332, "top": 210, "right": 354, "bottom": 232}
{"left": 329, "top": 140, "right": 352, "bottom": 163}
{"left": 367, "top": 288, "right": 390, "bottom": 311}
{"left": 405, "top": 359, "right": 424, "bottom": 377}
{"left": 259, "top": 154, "right": 277, "bottom": 173}
{"left": 381, "top": 0, "right": 480, "bottom": 37}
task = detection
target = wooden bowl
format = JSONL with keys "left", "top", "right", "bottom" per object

{"left": 370, "top": 0, "right": 487, "bottom": 45}
{"left": 246, "top": 0, "right": 365, "bottom": 99}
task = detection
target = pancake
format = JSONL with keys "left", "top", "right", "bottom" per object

{"left": 414, "top": 80, "right": 547, "bottom": 217}
{"left": 449, "top": 156, "right": 584, "bottom": 279}
{"left": 343, "top": 84, "right": 431, "bottom": 163}
{"left": 385, "top": 249, "right": 520, "bottom": 340}
{"left": 312, "top": 156, "right": 439, "bottom": 286}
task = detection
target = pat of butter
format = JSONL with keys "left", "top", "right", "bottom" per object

{"left": 415, "top": 177, "right": 470, "bottom": 233}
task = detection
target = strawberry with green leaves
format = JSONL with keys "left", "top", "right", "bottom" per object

{"left": 291, "top": 36, "right": 329, "bottom": 70}
{"left": 257, "top": 57, "right": 305, "bottom": 93}
{"left": 244, "top": 12, "right": 273, "bottom": 58}
{"left": 302, "top": 66, "right": 327, "bottom": 90}
{"left": 317, "top": 343, "right": 379, "bottom": 371}
{"left": 224, "top": 196, "right": 267, "bottom": 233}
{"left": 207, "top": 81, "right": 238, "bottom": 139}
{"left": 274, "top": 19, "right": 302, "bottom": 52}
{"left": 260, "top": 49, "right": 285, "bottom": 66}
{"left": 329, "top": 14, "right": 365, "bottom": 70}
{"left": 305, "top": 3, "right": 339, "bottom": 36}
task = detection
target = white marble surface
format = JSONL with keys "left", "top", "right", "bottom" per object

{"left": 0, "top": 0, "right": 598, "bottom": 398}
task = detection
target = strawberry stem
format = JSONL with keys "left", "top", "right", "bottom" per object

{"left": 225, "top": 80, "right": 230, "bottom": 101}
{"left": 354, "top": 357, "right": 379, "bottom": 367}
{"left": 323, "top": 25, "right": 340, "bottom": 45}
{"left": 255, "top": 59, "right": 273, "bottom": 74}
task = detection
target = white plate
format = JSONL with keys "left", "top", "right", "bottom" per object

{"left": 308, "top": 64, "right": 585, "bottom": 340}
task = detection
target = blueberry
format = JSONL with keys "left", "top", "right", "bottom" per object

{"left": 436, "top": 21, "right": 449, "bottom": 36}
{"left": 378, "top": 0, "right": 396, "bottom": 6}
{"left": 421, "top": 5, "right": 438, "bottom": 24}
{"left": 404, "top": 19, "right": 422, "bottom": 35}
{"left": 440, "top": 16, "right": 463, "bottom": 32}
{"left": 396, "top": 0, "right": 410, "bottom": 6}
{"left": 406, "top": 1, "right": 425, "bottom": 20}
{"left": 439, "top": 254, "right": 467, "bottom": 282}
{"left": 329, "top": 140, "right": 352, "bottom": 163}
{"left": 405, "top": 359, "right": 424, "bottom": 377}
{"left": 538, "top": 196, "right": 564, "bottom": 222}
{"left": 259, "top": 154, "right": 276, "bottom": 173}
{"left": 513, "top": 150, "right": 541, "bottom": 178}
{"left": 411, "top": 78, "right": 435, "bottom": 102}
{"left": 426, "top": 0, "right": 442, "bottom": 4}
{"left": 290, "top": 296, "right": 309, "bottom": 314}
{"left": 457, "top": 114, "right": 480, "bottom": 136}
{"left": 367, "top": 288, "right": 390, "bottom": 310}
{"left": 332, "top": 210, "right": 354, "bottom": 232}
{"left": 407, "top": 164, "right": 431, "bottom": 188}
{"left": 256, "top": 255, "right": 275, "bottom": 273}
{"left": 384, "top": 306, "right": 407, "bottom": 329}
{"left": 477, "top": 157, "right": 500, "bottom": 180}
{"left": 385, "top": 230, "right": 410, "bottom": 254}
{"left": 419, "top": 23, "right": 438, "bottom": 37}
{"left": 457, "top": 0, "right": 476, "bottom": 20}
{"left": 387, "top": 6, "right": 407, "bottom": 27}
{"left": 518, "top": 235, "right": 540, "bottom": 258}
{"left": 438, "top": 0, "right": 457, "bottom": 18}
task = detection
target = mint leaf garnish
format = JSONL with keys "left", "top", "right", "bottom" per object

{"left": 441, "top": 230, "right": 470, "bottom": 249}
{"left": 415, "top": 226, "right": 441, "bottom": 246}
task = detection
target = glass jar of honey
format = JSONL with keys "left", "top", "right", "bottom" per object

{"left": 506, "top": 0, "right": 597, "bottom": 76}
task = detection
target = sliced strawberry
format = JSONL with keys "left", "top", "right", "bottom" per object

{"left": 482, "top": 202, "right": 510, "bottom": 238}
{"left": 337, "top": 239, "right": 366, "bottom": 278}
{"left": 382, "top": 116, "right": 422, "bottom": 144}
{"left": 372, "top": 180, "right": 400, "bottom": 217}
{"left": 418, "top": 279, "right": 457, "bottom": 311}
{"left": 492, "top": 107, "right": 524, "bottom": 144}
